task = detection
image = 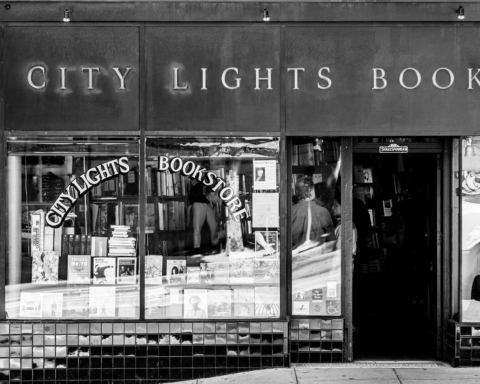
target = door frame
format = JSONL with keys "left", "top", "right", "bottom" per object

{"left": 346, "top": 138, "right": 451, "bottom": 361}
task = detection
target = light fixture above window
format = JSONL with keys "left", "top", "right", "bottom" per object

{"left": 263, "top": 8, "right": 270, "bottom": 22}
{"left": 457, "top": 6, "right": 465, "bottom": 20}
{"left": 63, "top": 9, "right": 71, "bottom": 22}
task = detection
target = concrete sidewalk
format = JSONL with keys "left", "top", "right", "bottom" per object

{"left": 175, "top": 366, "right": 480, "bottom": 384}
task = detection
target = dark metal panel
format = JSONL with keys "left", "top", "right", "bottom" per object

{"left": 5, "top": 26, "right": 140, "bottom": 131}
{"left": 145, "top": 26, "right": 281, "bottom": 132}
{"left": 285, "top": 26, "right": 480, "bottom": 135}
{"left": 2, "top": 2, "right": 480, "bottom": 23}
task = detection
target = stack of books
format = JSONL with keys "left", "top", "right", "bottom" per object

{"left": 108, "top": 225, "right": 136, "bottom": 256}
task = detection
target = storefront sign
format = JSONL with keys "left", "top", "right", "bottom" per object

{"left": 379, "top": 144, "right": 409, "bottom": 153}
{"left": 158, "top": 156, "right": 250, "bottom": 221}
{"left": 46, "top": 157, "right": 130, "bottom": 228}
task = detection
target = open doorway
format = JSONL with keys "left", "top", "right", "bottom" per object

{"left": 352, "top": 143, "right": 441, "bottom": 360}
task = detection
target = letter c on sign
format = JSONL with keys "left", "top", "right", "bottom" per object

{"left": 28, "top": 66, "right": 46, "bottom": 89}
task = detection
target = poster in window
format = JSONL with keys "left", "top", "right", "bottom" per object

{"left": 229, "top": 256, "right": 254, "bottom": 284}
{"left": 118, "top": 291, "right": 137, "bottom": 318}
{"left": 203, "top": 261, "right": 229, "bottom": 285}
{"left": 253, "top": 259, "right": 280, "bottom": 284}
{"left": 233, "top": 288, "right": 255, "bottom": 317}
{"left": 20, "top": 292, "right": 43, "bottom": 318}
{"left": 89, "top": 286, "right": 116, "bottom": 317}
{"left": 146, "top": 286, "right": 168, "bottom": 318}
{"left": 93, "top": 257, "right": 116, "bottom": 284}
{"left": 32, "top": 251, "right": 60, "bottom": 284}
{"left": 67, "top": 255, "right": 91, "bottom": 285}
{"left": 117, "top": 257, "right": 137, "bottom": 284}
{"left": 42, "top": 292, "right": 64, "bottom": 318}
{"left": 254, "top": 231, "right": 279, "bottom": 259}
{"left": 253, "top": 160, "right": 277, "bottom": 190}
{"left": 63, "top": 290, "right": 89, "bottom": 318}
{"left": 208, "top": 289, "right": 232, "bottom": 317}
{"left": 184, "top": 289, "right": 208, "bottom": 319}
{"left": 252, "top": 193, "right": 279, "bottom": 228}
{"left": 145, "top": 255, "right": 163, "bottom": 285}
{"left": 254, "top": 286, "right": 280, "bottom": 318}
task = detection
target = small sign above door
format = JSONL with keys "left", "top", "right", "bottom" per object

{"left": 379, "top": 143, "right": 409, "bottom": 153}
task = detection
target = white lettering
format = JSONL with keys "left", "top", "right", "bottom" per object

{"left": 432, "top": 68, "right": 454, "bottom": 89}
{"left": 399, "top": 68, "right": 421, "bottom": 90}
{"left": 173, "top": 67, "right": 188, "bottom": 90}
{"left": 27, "top": 66, "right": 46, "bottom": 89}
{"left": 82, "top": 67, "right": 100, "bottom": 90}
{"left": 222, "top": 67, "right": 241, "bottom": 90}
{"left": 372, "top": 68, "right": 387, "bottom": 90}
{"left": 254, "top": 68, "right": 273, "bottom": 90}
{"left": 288, "top": 68, "right": 305, "bottom": 90}
{"left": 112, "top": 67, "right": 132, "bottom": 90}
{"left": 468, "top": 68, "right": 480, "bottom": 90}
{"left": 201, "top": 68, "right": 207, "bottom": 90}
{"left": 317, "top": 67, "right": 332, "bottom": 90}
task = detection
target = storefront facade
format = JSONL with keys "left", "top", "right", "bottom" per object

{"left": 1, "top": 1, "right": 480, "bottom": 382}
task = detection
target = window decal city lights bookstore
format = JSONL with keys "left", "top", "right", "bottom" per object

{"left": 158, "top": 156, "right": 251, "bottom": 222}
{"left": 46, "top": 157, "right": 130, "bottom": 228}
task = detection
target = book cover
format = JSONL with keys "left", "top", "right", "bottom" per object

{"left": 383, "top": 199, "right": 393, "bottom": 217}
{"left": 91, "top": 237, "right": 108, "bottom": 256}
{"left": 229, "top": 256, "right": 254, "bottom": 284}
{"left": 253, "top": 259, "right": 280, "bottom": 284}
{"left": 209, "top": 262, "right": 230, "bottom": 285}
{"left": 145, "top": 286, "right": 168, "bottom": 318}
{"left": 61, "top": 234, "right": 69, "bottom": 257}
{"left": 208, "top": 289, "right": 232, "bottom": 317}
{"left": 184, "top": 289, "right": 208, "bottom": 319}
{"left": 166, "top": 287, "right": 184, "bottom": 317}
{"left": 363, "top": 168, "right": 373, "bottom": 183}
{"left": 145, "top": 203, "right": 156, "bottom": 233}
{"left": 254, "top": 286, "right": 280, "bottom": 318}
{"left": 117, "top": 257, "right": 137, "bottom": 284}
{"left": 44, "top": 226, "right": 54, "bottom": 252}
{"left": 32, "top": 251, "right": 60, "bottom": 284}
{"left": 20, "top": 292, "right": 43, "bottom": 318}
{"left": 166, "top": 258, "right": 186, "bottom": 285}
{"left": 93, "top": 257, "right": 116, "bottom": 284}
{"left": 63, "top": 290, "right": 89, "bottom": 318}
{"left": 80, "top": 235, "right": 86, "bottom": 255}
{"left": 233, "top": 288, "right": 255, "bottom": 317}
{"left": 86, "top": 235, "right": 92, "bottom": 255}
{"left": 254, "top": 230, "right": 279, "bottom": 259}
{"left": 187, "top": 267, "right": 200, "bottom": 285}
{"left": 118, "top": 292, "right": 138, "bottom": 318}
{"left": 42, "top": 292, "right": 64, "bottom": 318}
{"left": 354, "top": 165, "right": 364, "bottom": 183}
{"left": 73, "top": 234, "right": 82, "bottom": 255}
{"left": 67, "top": 255, "right": 91, "bottom": 285}
{"left": 310, "top": 288, "right": 325, "bottom": 315}
{"left": 89, "top": 286, "right": 116, "bottom": 317}
{"left": 145, "top": 255, "right": 163, "bottom": 285}
{"left": 30, "top": 211, "right": 45, "bottom": 253}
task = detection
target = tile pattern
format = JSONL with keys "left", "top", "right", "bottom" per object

{"left": 447, "top": 320, "right": 480, "bottom": 367}
{"left": 0, "top": 321, "right": 288, "bottom": 383}
{"left": 289, "top": 318, "right": 344, "bottom": 364}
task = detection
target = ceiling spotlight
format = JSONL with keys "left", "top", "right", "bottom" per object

{"left": 263, "top": 8, "right": 270, "bottom": 22}
{"left": 457, "top": 6, "right": 465, "bottom": 20}
{"left": 63, "top": 9, "right": 71, "bottom": 22}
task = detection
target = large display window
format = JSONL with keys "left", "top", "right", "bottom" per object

{"left": 461, "top": 136, "right": 480, "bottom": 322}
{"left": 290, "top": 137, "right": 342, "bottom": 316}
{"left": 144, "top": 137, "right": 281, "bottom": 319}
{"left": 6, "top": 137, "right": 140, "bottom": 319}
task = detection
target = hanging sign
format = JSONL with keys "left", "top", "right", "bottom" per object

{"left": 46, "top": 157, "right": 130, "bottom": 228}
{"left": 158, "top": 156, "right": 250, "bottom": 221}
{"left": 379, "top": 143, "right": 409, "bottom": 153}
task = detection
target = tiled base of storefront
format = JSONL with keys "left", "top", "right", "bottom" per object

{"left": 289, "top": 318, "right": 344, "bottom": 364}
{"left": 0, "top": 321, "right": 289, "bottom": 383}
{"left": 447, "top": 320, "right": 480, "bottom": 367}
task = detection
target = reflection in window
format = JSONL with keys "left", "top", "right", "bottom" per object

{"left": 291, "top": 138, "right": 342, "bottom": 316}
{"left": 145, "top": 137, "right": 281, "bottom": 319}
{"left": 461, "top": 137, "right": 480, "bottom": 322}
{"left": 6, "top": 138, "right": 140, "bottom": 319}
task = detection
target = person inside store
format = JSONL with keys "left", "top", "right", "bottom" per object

{"left": 291, "top": 177, "right": 335, "bottom": 252}
{"left": 314, "top": 181, "right": 337, "bottom": 227}
{"left": 188, "top": 166, "right": 221, "bottom": 255}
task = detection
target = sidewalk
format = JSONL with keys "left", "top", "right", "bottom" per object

{"left": 174, "top": 366, "right": 480, "bottom": 384}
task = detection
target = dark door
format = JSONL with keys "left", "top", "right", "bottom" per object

{"left": 351, "top": 139, "right": 443, "bottom": 360}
